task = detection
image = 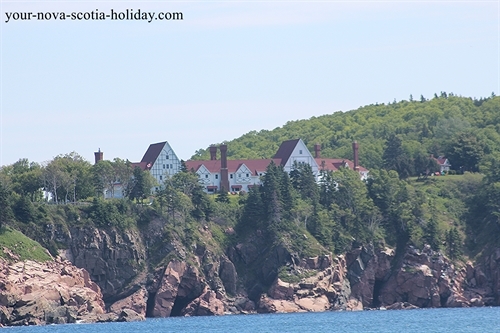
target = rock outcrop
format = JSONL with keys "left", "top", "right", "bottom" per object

{"left": 0, "top": 258, "right": 129, "bottom": 326}
{"left": 65, "top": 227, "right": 147, "bottom": 301}
{"left": 257, "top": 255, "right": 354, "bottom": 313}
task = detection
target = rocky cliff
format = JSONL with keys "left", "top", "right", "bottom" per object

{"left": 4, "top": 219, "right": 498, "bottom": 326}
{"left": 0, "top": 257, "right": 142, "bottom": 326}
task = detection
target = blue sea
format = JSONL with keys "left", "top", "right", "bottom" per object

{"left": 3, "top": 308, "right": 499, "bottom": 333}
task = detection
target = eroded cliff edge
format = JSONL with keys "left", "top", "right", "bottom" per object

{"left": 2, "top": 221, "right": 499, "bottom": 326}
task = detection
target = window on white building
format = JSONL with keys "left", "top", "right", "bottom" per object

{"left": 246, "top": 173, "right": 249, "bottom": 177}
{"left": 230, "top": 174, "right": 233, "bottom": 179}
{"left": 205, "top": 174, "right": 208, "bottom": 178}
{"left": 299, "top": 150, "right": 303, "bottom": 154}
{"left": 166, "top": 155, "right": 169, "bottom": 159}
{"left": 215, "top": 175, "right": 219, "bottom": 179}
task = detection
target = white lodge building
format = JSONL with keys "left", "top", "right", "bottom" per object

{"left": 132, "top": 141, "right": 182, "bottom": 190}
{"left": 96, "top": 139, "right": 368, "bottom": 196}
{"left": 185, "top": 139, "right": 368, "bottom": 193}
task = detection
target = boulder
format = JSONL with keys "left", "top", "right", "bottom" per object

{"left": 182, "top": 290, "right": 224, "bottom": 316}
{"left": 110, "top": 287, "right": 148, "bottom": 316}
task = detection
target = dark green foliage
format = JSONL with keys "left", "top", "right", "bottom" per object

{"left": 127, "top": 167, "right": 155, "bottom": 202}
{"left": 447, "top": 132, "right": 484, "bottom": 172}
{"left": 446, "top": 227, "right": 463, "bottom": 260}
{"left": 383, "top": 134, "right": 412, "bottom": 179}
{"left": 237, "top": 187, "right": 265, "bottom": 234}
{"left": 0, "top": 182, "right": 13, "bottom": 227}
{"left": 423, "top": 217, "right": 441, "bottom": 250}
{"left": 290, "top": 162, "right": 319, "bottom": 204}
{"left": 216, "top": 187, "right": 230, "bottom": 204}
{"left": 13, "top": 195, "right": 36, "bottom": 223}
{"left": 89, "top": 198, "right": 134, "bottom": 229}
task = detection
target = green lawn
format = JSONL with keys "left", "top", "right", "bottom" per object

{"left": 0, "top": 227, "right": 52, "bottom": 262}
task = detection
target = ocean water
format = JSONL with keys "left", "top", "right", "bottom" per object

{"left": 3, "top": 307, "right": 499, "bottom": 333}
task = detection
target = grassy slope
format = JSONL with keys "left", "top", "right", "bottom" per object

{"left": 0, "top": 227, "right": 52, "bottom": 262}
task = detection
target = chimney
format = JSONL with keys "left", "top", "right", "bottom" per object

{"left": 352, "top": 141, "right": 359, "bottom": 171}
{"left": 220, "top": 144, "right": 229, "bottom": 192}
{"left": 209, "top": 145, "right": 217, "bottom": 160}
{"left": 314, "top": 144, "right": 321, "bottom": 158}
{"left": 94, "top": 148, "right": 103, "bottom": 164}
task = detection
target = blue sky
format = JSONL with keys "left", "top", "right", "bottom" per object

{"left": 1, "top": 1, "right": 498, "bottom": 166}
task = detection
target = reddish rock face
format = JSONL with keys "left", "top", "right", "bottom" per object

{"left": 0, "top": 258, "right": 118, "bottom": 326}
{"left": 110, "top": 288, "right": 148, "bottom": 316}
{"left": 182, "top": 289, "right": 224, "bottom": 316}
{"left": 152, "top": 260, "right": 187, "bottom": 317}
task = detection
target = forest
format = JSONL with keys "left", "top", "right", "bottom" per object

{"left": 1, "top": 93, "right": 499, "bottom": 265}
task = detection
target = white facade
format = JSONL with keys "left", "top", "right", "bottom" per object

{"left": 148, "top": 142, "right": 182, "bottom": 189}
{"left": 280, "top": 139, "right": 320, "bottom": 177}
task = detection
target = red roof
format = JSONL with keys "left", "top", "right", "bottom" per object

{"left": 315, "top": 158, "right": 368, "bottom": 172}
{"left": 140, "top": 142, "right": 166, "bottom": 165}
{"left": 273, "top": 139, "right": 300, "bottom": 166}
{"left": 185, "top": 159, "right": 279, "bottom": 175}
{"left": 435, "top": 156, "right": 449, "bottom": 165}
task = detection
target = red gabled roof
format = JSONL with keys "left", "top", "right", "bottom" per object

{"left": 436, "top": 156, "right": 449, "bottom": 165}
{"left": 273, "top": 139, "right": 300, "bottom": 166}
{"left": 140, "top": 142, "right": 166, "bottom": 165}
{"left": 185, "top": 159, "right": 279, "bottom": 175}
{"left": 315, "top": 158, "right": 368, "bottom": 172}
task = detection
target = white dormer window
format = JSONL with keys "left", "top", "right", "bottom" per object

{"left": 215, "top": 175, "right": 219, "bottom": 179}
{"left": 205, "top": 174, "right": 208, "bottom": 178}
{"left": 246, "top": 173, "right": 249, "bottom": 177}
{"left": 230, "top": 174, "right": 233, "bottom": 179}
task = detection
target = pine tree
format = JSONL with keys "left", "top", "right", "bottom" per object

{"left": 216, "top": 187, "right": 230, "bottom": 204}
{"left": 446, "top": 227, "right": 463, "bottom": 260}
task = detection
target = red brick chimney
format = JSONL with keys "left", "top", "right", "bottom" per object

{"left": 209, "top": 145, "right": 217, "bottom": 160}
{"left": 220, "top": 144, "right": 229, "bottom": 192}
{"left": 352, "top": 141, "right": 359, "bottom": 171}
{"left": 94, "top": 148, "right": 103, "bottom": 164}
{"left": 314, "top": 144, "right": 321, "bottom": 158}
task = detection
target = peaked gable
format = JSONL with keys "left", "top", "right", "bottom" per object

{"left": 141, "top": 142, "right": 166, "bottom": 164}
{"left": 273, "top": 139, "right": 300, "bottom": 166}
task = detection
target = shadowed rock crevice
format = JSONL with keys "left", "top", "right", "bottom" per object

{"left": 170, "top": 295, "right": 194, "bottom": 317}
{"left": 372, "top": 279, "right": 383, "bottom": 308}
{"left": 145, "top": 292, "right": 156, "bottom": 317}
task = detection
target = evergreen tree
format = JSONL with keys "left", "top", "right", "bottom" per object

{"left": 383, "top": 134, "right": 412, "bottom": 179}
{"left": 216, "top": 187, "right": 230, "bottom": 204}
{"left": 446, "top": 227, "right": 463, "bottom": 260}
{"left": 290, "top": 162, "right": 319, "bottom": 204}
{"left": 238, "top": 186, "right": 265, "bottom": 233}
{"left": 423, "top": 217, "right": 441, "bottom": 250}
{"left": 127, "top": 167, "right": 155, "bottom": 202}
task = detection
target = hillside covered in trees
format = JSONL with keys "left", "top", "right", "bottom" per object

{"left": 193, "top": 93, "right": 500, "bottom": 177}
